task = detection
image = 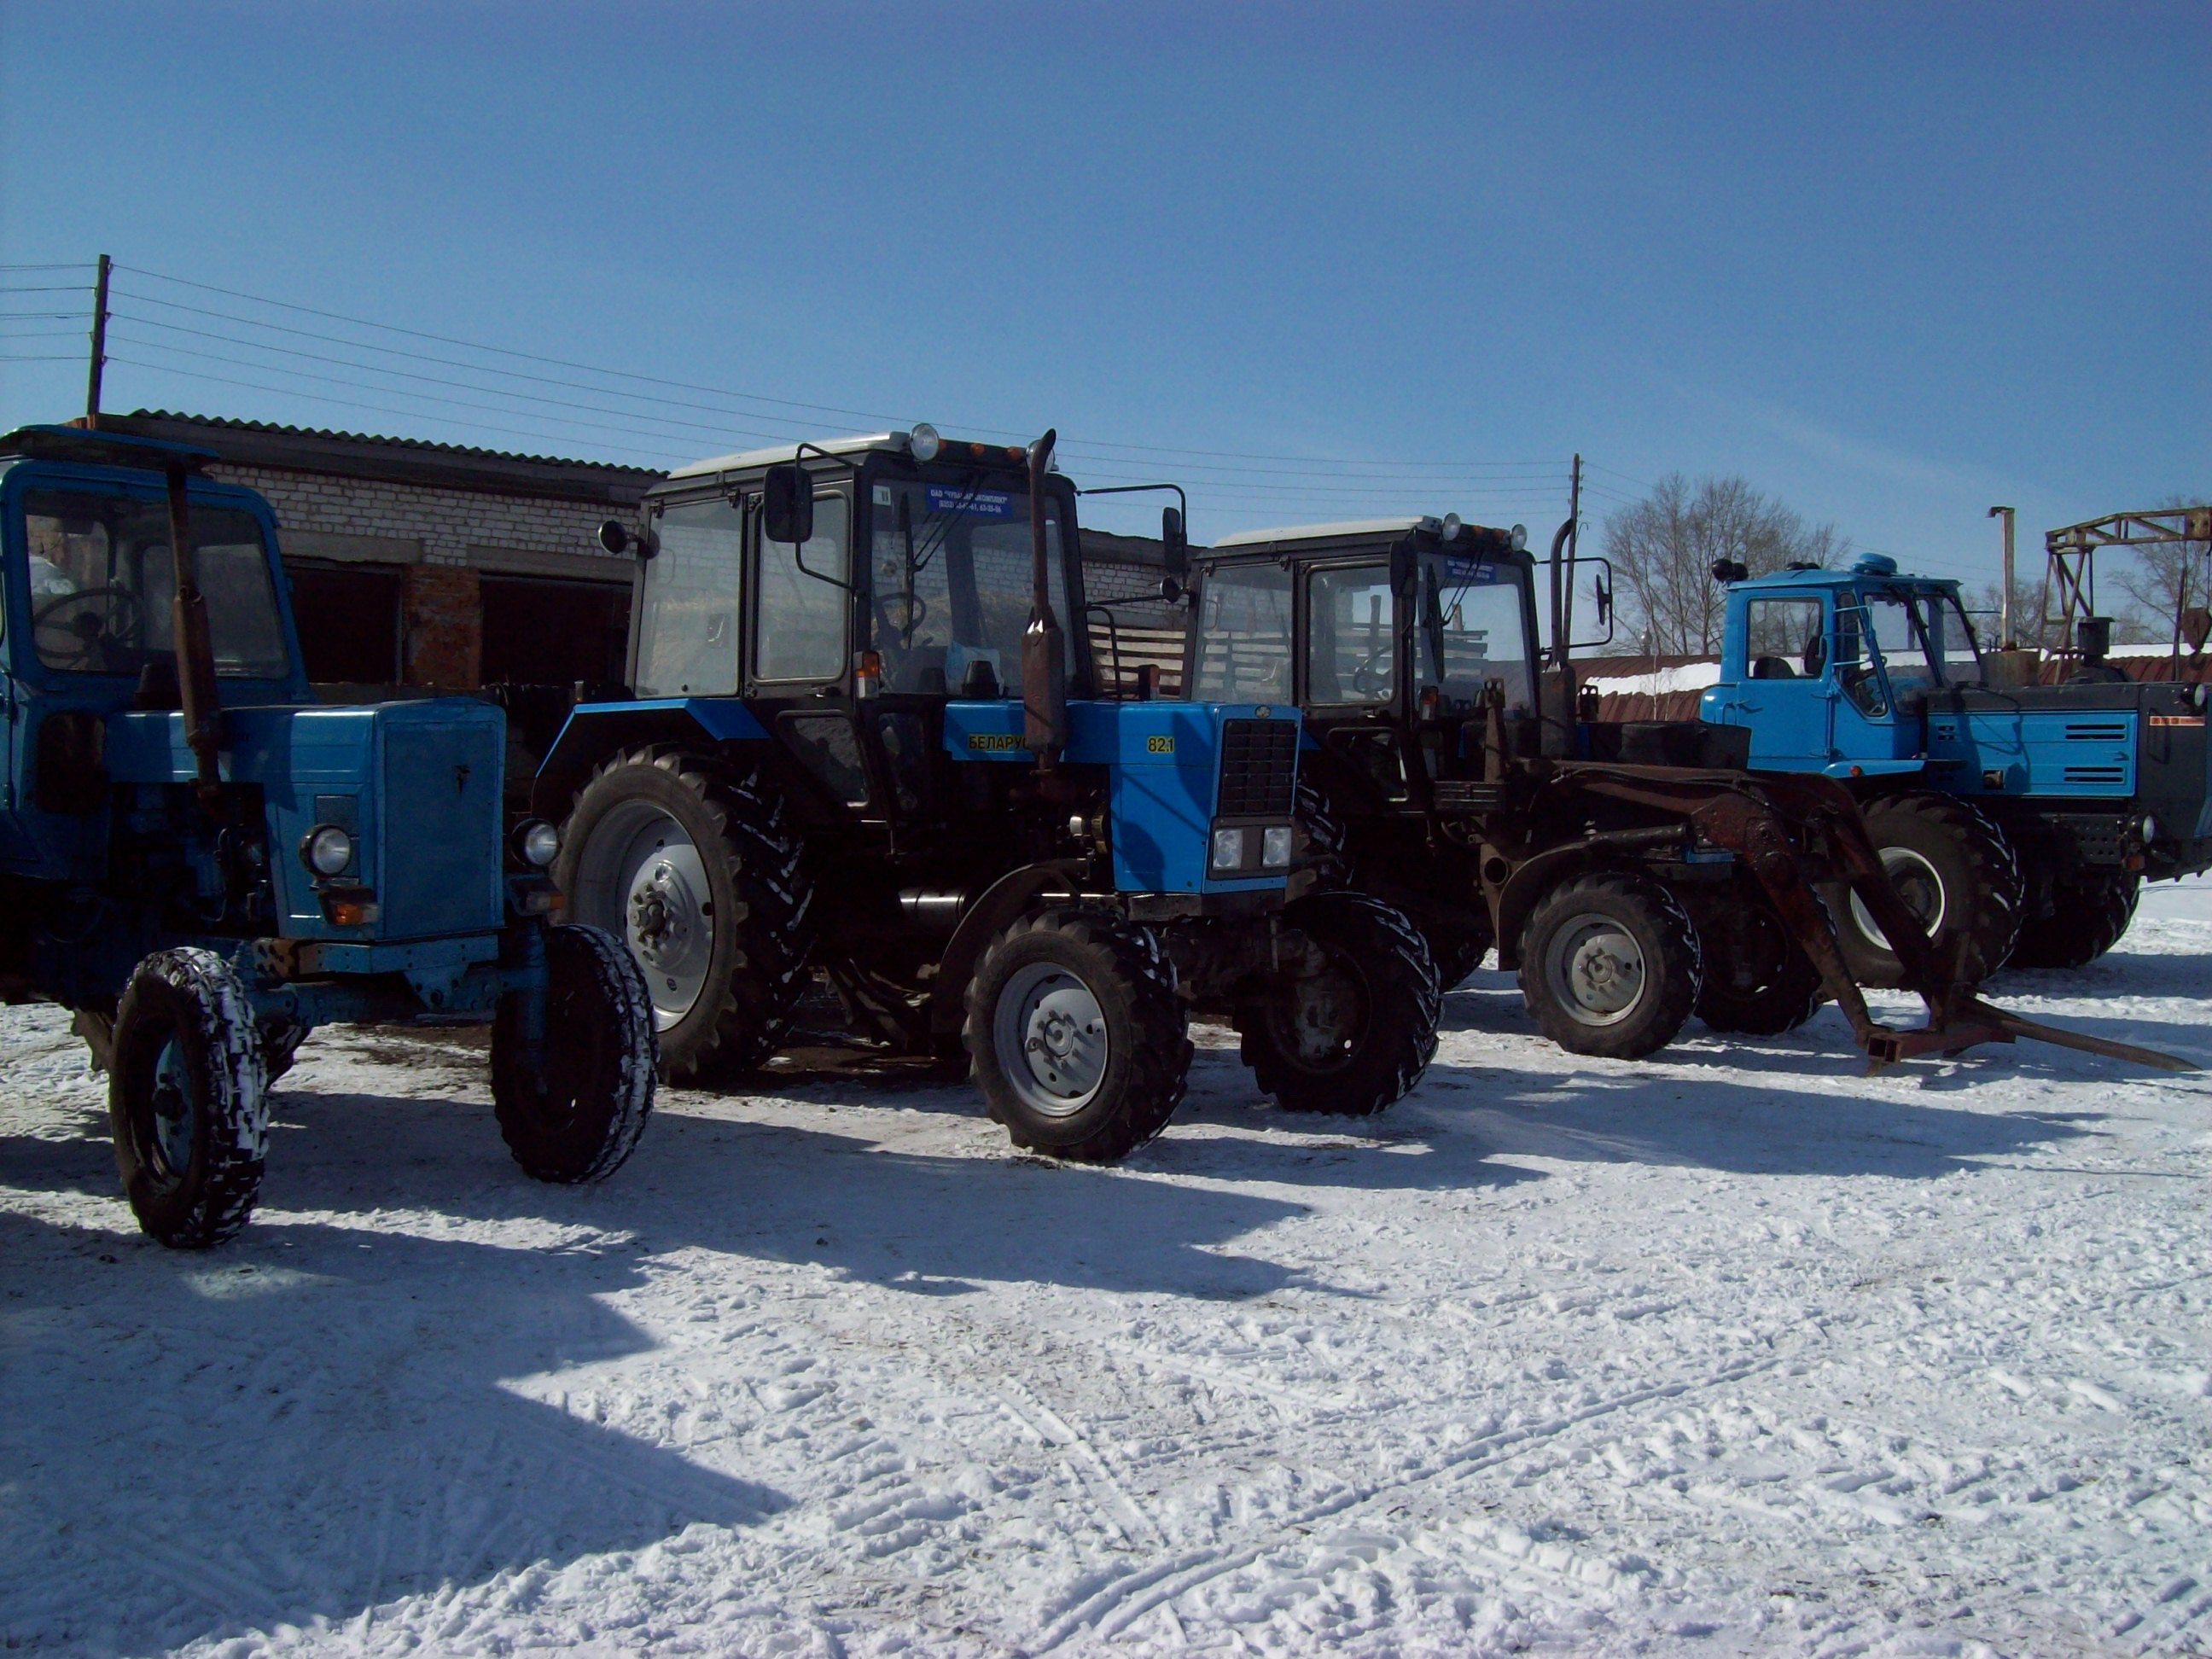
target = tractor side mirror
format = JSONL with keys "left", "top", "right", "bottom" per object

{"left": 1390, "top": 542, "right": 1417, "bottom": 598}
{"left": 2184, "top": 607, "right": 2210, "bottom": 653}
{"left": 1569, "top": 556, "right": 1615, "bottom": 649}
{"left": 762, "top": 463, "right": 814, "bottom": 546}
{"left": 597, "top": 519, "right": 635, "bottom": 556}
{"left": 1161, "top": 506, "right": 1189, "bottom": 579}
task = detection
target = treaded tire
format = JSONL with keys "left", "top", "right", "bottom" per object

{"left": 556, "top": 745, "right": 813, "bottom": 1082}
{"left": 1518, "top": 872, "right": 1702, "bottom": 1060}
{"left": 493, "top": 923, "right": 658, "bottom": 1183}
{"left": 257, "top": 1016, "right": 309, "bottom": 1083}
{"left": 108, "top": 948, "right": 269, "bottom": 1249}
{"left": 2009, "top": 870, "right": 2139, "bottom": 969}
{"left": 964, "top": 907, "right": 1191, "bottom": 1164}
{"left": 1837, "top": 792, "right": 2020, "bottom": 988}
{"left": 1235, "top": 892, "right": 1441, "bottom": 1115}
{"left": 1697, "top": 902, "right": 1824, "bottom": 1036}
{"left": 1422, "top": 922, "right": 1494, "bottom": 992}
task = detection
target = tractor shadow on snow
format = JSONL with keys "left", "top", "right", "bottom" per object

{"left": 0, "top": 1204, "right": 784, "bottom": 1657}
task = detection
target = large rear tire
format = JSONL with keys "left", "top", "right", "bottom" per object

{"left": 1836, "top": 793, "right": 2020, "bottom": 988}
{"left": 2009, "top": 870, "right": 2139, "bottom": 969}
{"left": 493, "top": 923, "right": 657, "bottom": 1183}
{"left": 965, "top": 908, "right": 1190, "bottom": 1164}
{"left": 1234, "top": 892, "right": 1441, "bottom": 1115}
{"left": 108, "top": 949, "right": 269, "bottom": 1249}
{"left": 556, "top": 746, "right": 812, "bottom": 1082}
{"left": 1519, "top": 872, "right": 1702, "bottom": 1060}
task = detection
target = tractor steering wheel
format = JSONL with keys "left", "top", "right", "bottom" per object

{"left": 1349, "top": 649, "right": 1392, "bottom": 700}
{"left": 32, "top": 585, "right": 145, "bottom": 672}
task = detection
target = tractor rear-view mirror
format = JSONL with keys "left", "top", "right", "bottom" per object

{"left": 1161, "top": 506, "right": 1189, "bottom": 579}
{"left": 2185, "top": 607, "right": 2211, "bottom": 653}
{"left": 762, "top": 464, "right": 814, "bottom": 546}
{"left": 1568, "top": 556, "right": 1616, "bottom": 650}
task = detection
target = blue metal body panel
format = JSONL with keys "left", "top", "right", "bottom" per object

{"left": 535, "top": 698, "right": 771, "bottom": 812}
{"left": 941, "top": 699, "right": 1297, "bottom": 894}
{"left": 1926, "top": 707, "right": 2138, "bottom": 800}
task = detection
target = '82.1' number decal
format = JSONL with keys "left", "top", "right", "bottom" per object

{"left": 1145, "top": 734, "right": 1175, "bottom": 754}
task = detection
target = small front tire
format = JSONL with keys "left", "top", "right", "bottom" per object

{"left": 493, "top": 923, "right": 658, "bottom": 1184}
{"left": 1696, "top": 901, "right": 1824, "bottom": 1036}
{"left": 965, "top": 908, "right": 1191, "bottom": 1164}
{"left": 1235, "top": 892, "right": 1441, "bottom": 1115}
{"left": 1519, "top": 873, "right": 1702, "bottom": 1060}
{"left": 108, "top": 949, "right": 270, "bottom": 1249}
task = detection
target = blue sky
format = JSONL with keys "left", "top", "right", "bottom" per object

{"left": 3, "top": 2, "right": 2203, "bottom": 583}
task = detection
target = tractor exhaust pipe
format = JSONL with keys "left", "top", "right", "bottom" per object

{"left": 1022, "top": 428, "right": 1068, "bottom": 767}
{"left": 162, "top": 463, "right": 224, "bottom": 806}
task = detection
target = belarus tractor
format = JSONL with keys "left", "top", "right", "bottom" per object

{"left": 0, "top": 424, "right": 658, "bottom": 1247}
{"left": 1703, "top": 548, "right": 2212, "bottom": 975}
{"left": 1173, "top": 514, "right": 2188, "bottom": 1076}
{"left": 533, "top": 428, "right": 1440, "bottom": 1161}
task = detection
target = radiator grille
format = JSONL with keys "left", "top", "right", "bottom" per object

{"left": 380, "top": 720, "right": 502, "bottom": 937}
{"left": 2062, "top": 765, "right": 2127, "bottom": 785}
{"left": 2064, "top": 722, "right": 2129, "bottom": 742}
{"left": 1217, "top": 719, "right": 1298, "bottom": 818}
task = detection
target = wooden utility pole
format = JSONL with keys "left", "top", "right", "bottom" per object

{"left": 1562, "top": 453, "right": 1582, "bottom": 645}
{"left": 84, "top": 254, "right": 111, "bottom": 429}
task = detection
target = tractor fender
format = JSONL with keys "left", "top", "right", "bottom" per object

{"left": 928, "top": 860, "right": 1087, "bottom": 1034}
{"left": 532, "top": 699, "right": 770, "bottom": 818}
{"left": 1493, "top": 843, "right": 1633, "bottom": 973}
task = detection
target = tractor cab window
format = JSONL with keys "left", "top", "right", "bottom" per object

{"left": 1307, "top": 563, "right": 1396, "bottom": 705}
{"left": 867, "top": 477, "right": 1067, "bottom": 698}
{"left": 20, "top": 489, "right": 289, "bottom": 679}
{"left": 1863, "top": 591, "right": 1942, "bottom": 701}
{"left": 1745, "top": 596, "right": 1827, "bottom": 678}
{"left": 635, "top": 496, "right": 744, "bottom": 696}
{"left": 1190, "top": 562, "right": 1292, "bottom": 701}
{"left": 1921, "top": 590, "right": 1985, "bottom": 688}
{"left": 756, "top": 492, "right": 851, "bottom": 683}
{"left": 1420, "top": 555, "right": 1533, "bottom": 713}
{"left": 1834, "top": 602, "right": 1887, "bottom": 717}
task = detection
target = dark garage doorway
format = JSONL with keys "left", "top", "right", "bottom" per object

{"left": 480, "top": 573, "right": 632, "bottom": 688}
{"left": 288, "top": 561, "right": 404, "bottom": 685}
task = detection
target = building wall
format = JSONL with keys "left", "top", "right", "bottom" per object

{"left": 209, "top": 462, "right": 636, "bottom": 690}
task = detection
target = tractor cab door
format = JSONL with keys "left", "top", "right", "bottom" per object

{"left": 1720, "top": 591, "right": 1837, "bottom": 770}
{"left": 749, "top": 483, "right": 872, "bottom": 812}
{"left": 1301, "top": 556, "right": 1417, "bottom": 806}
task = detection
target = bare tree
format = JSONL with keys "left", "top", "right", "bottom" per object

{"left": 2109, "top": 492, "right": 2211, "bottom": 648}
{"left": 1603, "top": 474, "right": 1849, "bottom": 657}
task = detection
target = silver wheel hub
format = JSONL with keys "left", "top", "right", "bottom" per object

{"left": 1546, "top": 914, "right": 1646, "bottom": 1025}
{"left": 995, "top": 963, "right": 1109, "bottom": 1118}
{"left": 151, "top": 1037, "right": 195, "bottom": 1174}
{"left": 1849, "top": 847, "right": 1946, "bottom": 952}
{"left": 572, "top": 801, "right": 715, "bottom": 1032}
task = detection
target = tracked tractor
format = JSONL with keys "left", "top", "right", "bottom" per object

{"left": 533, "top": 429, "right": 1440, "bottom": 1161}
{"left": 0, "top": 425, "right": 658, "bottom": 1247}
{"left": 1175, "top": 515, "right": 2188, "bottom": 1076}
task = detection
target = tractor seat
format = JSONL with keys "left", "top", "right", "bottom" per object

{"left": 1750, "top": 655, "right": 1796, "bottom": 680}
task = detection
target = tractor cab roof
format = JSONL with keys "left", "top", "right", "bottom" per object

{"left": 657, "top": 428, "right": 1037, "bottom": 495}
{"left": 0, "top": 424, "right": 219, "bottom": 474}
{"left": 1729, "top": 552, "right": 1959, "bottom": 593}
{"left": 1205, "top": 515, "right": 1531, "bottom": 564}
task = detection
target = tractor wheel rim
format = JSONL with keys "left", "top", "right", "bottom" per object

{"left": 994, "top": 962, "right": 1108, "bottom": 1118}
{"left": 149, "top": 1035, "right": 196, "bottom": 1177}
{"left": 1271, "top": 951, "right": 1370, "bottom": 1069}
{"left": 1545, "top": 912, "right": 1647, "bottom": 1025}
{"left": 574, "top": 802, "right": 715, "bottom": 1032}
{"left": 1848, "top": 847, "right": 1946, "bottom": 953}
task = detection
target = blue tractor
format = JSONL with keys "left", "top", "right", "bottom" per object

{"left": 0, "top": 425, "right": 657, "bottom": 1247}
{"left": 1703, "top": 552, "right": 2212, "bottom": 977}
{"left": 532, "top": 428, "right": 1441, "bottom": 1161}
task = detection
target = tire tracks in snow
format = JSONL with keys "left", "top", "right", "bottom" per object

{"left": 1034, "top": 1348, "right": 1787, "bottom": 1649}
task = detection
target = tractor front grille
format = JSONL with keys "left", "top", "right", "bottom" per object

{"left": 1218, "top": 719, "right": 1298, "bottom": 818}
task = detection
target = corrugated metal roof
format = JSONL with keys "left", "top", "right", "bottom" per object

{"left": 124, "top": 410, "right": 662, "bottom": 476}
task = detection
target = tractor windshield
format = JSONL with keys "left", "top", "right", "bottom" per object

{"left": 1190, "top": 562, "right": 1293, "bottom": 701}
{"left": 20, "top": 488, "right": 291, "bottom": 679}
{"left": 1420, "top": 553, "right": 1534, "bottom": 713}
{"left": 1858, "top": 589, "right": 1983, "bottom": 700}
{"left": 868, "top": 476, "right": 1069, "bottom": 697}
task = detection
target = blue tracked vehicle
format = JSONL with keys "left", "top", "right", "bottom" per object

{"left": 1703, "top": 554, "right": 2212, "bottom": 975}
{"left": 0, "top": 425, "right": 656, "bottom": 1247}
{"left": 533, "top": 428, "right": 1441, "bottom": 1160}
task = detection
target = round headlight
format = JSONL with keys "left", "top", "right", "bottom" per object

{"left": 2141, "top": 813, "right": 2160, "bottom": 844}
{"left": 907, "top": 423, "right": 941, "bottom": 463}
{"left": 1441, "top": 513, "right": 1464, "bottom": 542}
{"left": 520, "top": 819, "right": 561, "bottom": 867}
{"left": 1510, "top": 523, "right": 1528, "bottom": 552}
{"left": 303, "top": 824, "right": 354, "bottom": 877}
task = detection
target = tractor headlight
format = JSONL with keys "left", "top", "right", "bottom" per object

{"left": 516, "top": 819, "right": 562, "bottom": 867}
{"left": 1440, "top": 513, "right": 1464, "bottom": 542}
{"left": 2140, "top": 813, "right": 2159, "bottom": 844}
{"left": 1211, "top": 828, "right": 1247, "bottom": 870}
{"left": 907, "top": 422, "right": 941, "bottom": 463}
{"left": 302, "top": 824, "right": 355, "bottom": 877}
{"left": 1510, "top": 522, "right": 1528, "bottom": 552}
{"left": 1261, "top": 825, "right": 1294, "bottom": 868}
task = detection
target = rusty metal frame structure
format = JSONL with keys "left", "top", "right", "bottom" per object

{"left": 2040, "top": 505, "right": 2212, "bottom": 654}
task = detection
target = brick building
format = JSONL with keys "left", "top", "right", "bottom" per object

{"left": 90, "top": 410, "right": 658, "bottom": 695}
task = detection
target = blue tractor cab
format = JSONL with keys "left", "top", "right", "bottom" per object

{"left": 0, "top": 425, "right": 657, "bottom": 1246}
{"left": 533, "top": 428, "right": 1441, "bottom": 1159}
{"left": 1704, "top": 551, "right": 2212, "bottom": 973}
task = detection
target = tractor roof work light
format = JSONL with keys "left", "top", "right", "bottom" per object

{"left": 906, "top": 423, "right": 941, "bottom": 463}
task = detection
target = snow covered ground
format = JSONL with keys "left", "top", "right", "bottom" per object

{"left": 4, "top": 889, "right": 2209, "bottom": 1658}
